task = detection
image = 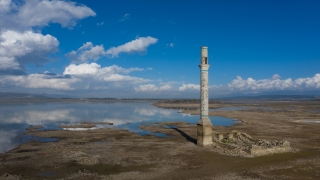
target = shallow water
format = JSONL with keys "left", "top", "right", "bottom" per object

{"left": 0, "top": 102, "right": 237, "bottom": 153}
{"left": 209, "top": 106, "right": 275, "bottom": 112}
{"left": 210, "top": 106, "right": 252, "bottom": 112}
{"left": 308, "top": 110, "right": 320, "bottom": 113}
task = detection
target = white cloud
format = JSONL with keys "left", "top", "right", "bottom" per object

{"left": 66, "top": 42, "right": 105, "bottom": 63}
{"left": 0, "top": 62, "right": 150, "bottom": 92}
{"left": 0, "top": 0, "right": 11, "bottom": 13}
{"left": 63, "top": 63, "right": 149, "bottom": 87}
{"left": 0, "top": 57, "right": 20, "bottom": 70}
{"left": 178, "top": 84, "right": 200, "bottom": 91}
{"left": 0, "top": 30, "right": 58, "bottom": 57}
{"left": 1, "top": 73, "right": 319, "bottom": 97}
{"left": 119, "top": 13, "right": 130, "bottom": 22}
{"left": 66, "top": 37, "right": 158, "bottom": 62}
{"left": 271, "top": 74, "right": 281, "bottom": 80}
{"left": 105, "top": 36, "right": 158, "bottom": 57}
{"left": 228, "top": 73, "right": 320, "bottom": 91}
{"left": 0, "top": 30, "right": 59, "bottom": 71}
{"left": 63, "top": 63, "right": 146, "bottom": 82}
{"left": 0, "top": 0, "right": 95, "bottom": 74}
{"left": 63, "top": 62, "right": 101, "bottom": 76}
{"left": 0, "top": 0, "right": 96, "bottom": 31}
{"left": 135, "top": 84, "right": 172, "bottom": 92}
{"left": 295, "top": 74, "right": 320, "bottom": 88}
{"left": 0, "top": 74, "right": 78, "bottom": 90}
{"left": 100, "top": 74, "right": 146, "bottom": 82}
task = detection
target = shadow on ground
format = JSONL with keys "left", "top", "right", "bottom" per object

{"left": 172, "top": 127, "right": 197, "bottom": 144}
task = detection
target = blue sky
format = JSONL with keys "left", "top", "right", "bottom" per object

{"left": 0, "top": 0, "right": 319, "bottom": 98}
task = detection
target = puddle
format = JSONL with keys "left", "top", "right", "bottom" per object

{"left": 293, "top": 119, "right": 320, "bottom": 123}
{"left": 304, "top": 120, "right": 320, "bottom": 123}
{"left": 89, "top": 140, "right": 114, "bottom": 144}
{"left": 39, "top": 172, "right": 56, "bottom": 177}
{"left": 308, "top": 110, "right": 320, "bottom": 113}
{"left": 18, "top": 132, "right": 58, "bottom": 144}
{"left": 284, "top": 107, "right": 296, "bottom": 111}
{"left": 63, "top": 127, "right": 98, "bottom": 131}
{"left": 117, "top": 122, "right": 169, "bottom": 137}
{"left": 210, "top": 106, "right": 251, "bottom": 112}
{"left": 209, "top": 106, "right": 273, "bottom": 112}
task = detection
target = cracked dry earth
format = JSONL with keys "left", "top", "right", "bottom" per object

{"left": 1, "top": 100, "right": 320, "bottom": 179}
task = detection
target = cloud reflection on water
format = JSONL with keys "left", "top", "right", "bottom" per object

{"left": 0, "top": 130, "right": 18, "bottom": 153}
{"left": 0, "top": 102, "right": 236, "bottom": 153}
{"left": 0, "top": 102, "right": 178, "bottom": 152}
{"left": 134, "top": 107, "right": 172, "bottom": 116}
{"left": 1, "top": 109, "right": 77, "bottom": 125}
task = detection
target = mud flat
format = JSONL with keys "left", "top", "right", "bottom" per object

{"left": 1, "top": 100, "right": 320, "bottom": 179}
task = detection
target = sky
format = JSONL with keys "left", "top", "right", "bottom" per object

{"left": 0, "top": 0, "right": 319, "bottom": 98}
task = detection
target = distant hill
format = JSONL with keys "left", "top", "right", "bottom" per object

{"left": 0, "top": 92, "right": 115, "bottom": 100}
{"left": 1, "top": 92, "right": 319, "bottom": 101}
{"left": 214, "top": 95, "right": 319, "bottom": 101}
{"left": 0, "top": 92, "right": 52, "bottom": 99}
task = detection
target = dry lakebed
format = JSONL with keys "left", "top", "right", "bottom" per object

{"left": 0, "top": 100, "right": 320, "bottom": 179}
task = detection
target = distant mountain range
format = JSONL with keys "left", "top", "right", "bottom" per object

{"left": 0, "top": 92, "right": 116, "bottom": 100}
{"left": 0, "top": 92, "right": 319, "bottom": 101}
{"left": 0, "top": 92, "right": 52, "bottom": 99}
{"left": 214, "top": 95, "right": 320, "bottom": 100}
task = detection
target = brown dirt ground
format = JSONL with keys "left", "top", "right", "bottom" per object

{"left": 0, "top": 100, "right": 320, "bottom": 179}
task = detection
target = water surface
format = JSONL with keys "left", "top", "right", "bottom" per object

{"left": 0, "top": 102, "right": 237, "bottom": 153}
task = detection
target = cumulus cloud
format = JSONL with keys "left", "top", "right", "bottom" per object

{"left": 0, "top": 57, "right": 20, "bottom": 71}
{"left": 178, "top": 84, "right": 200, "bottom": 91}
{"left": 136, "top": 74, "right": 320, "bottom": 96}
{"left": 105, "top": 36, "right": 158, "bottom": 58}
{"left": 135, "top": 84, "right": 172, "bottom": 92}
{"left": 0, "top": 73, "right": 79, "bottom": 90}
{"left": 63, "top": 63, "right": 102, "bottom": 76}
{"left": 228, "top": 74, "right": 320, "bottom": 91}
{"left": 66, "top": 37, "right": 158, "bottom": 62}
{"left": 0, "top": 0, "right": 95, "bottom": 74}
{"left": 0, "top": 62, "right": 150, "bottom": 92}
{"left": 63, "top": 63, "right": 147, "bottom": 82}
{"left": 271, "top": 74, "right": 281, "bottom": 80}
{"left": 66, "top": 42, "right": 105, "bottom": 63}
{"left": 0, "top": 30, "right": 59, "bottom": 72}
{"left": 0, "top": 0, "right": 96, "bottom": 31}
{"left": 0, "top": 0, "right": 11, "bottom": 13}
{"left": 295, "top": 74, "right": 320, "bottom": 88}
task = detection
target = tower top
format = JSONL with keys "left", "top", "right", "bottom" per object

{"left": 200, "top": 46, "right": 208, "bottom": 65}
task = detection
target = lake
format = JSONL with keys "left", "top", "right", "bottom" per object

{"left": 0, "top": 102, "right": 238, "bottom": 153}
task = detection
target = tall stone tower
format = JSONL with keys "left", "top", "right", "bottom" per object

{"left": 197, "top": 46, "right": 213, "bottom": 146}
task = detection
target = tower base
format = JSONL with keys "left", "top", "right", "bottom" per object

{"left": 197, "top": 118, "right": 213, "bottom": 146}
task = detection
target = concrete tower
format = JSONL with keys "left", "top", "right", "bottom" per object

{"left": 197, "top": 46, "right": 213, "bottom": 146}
